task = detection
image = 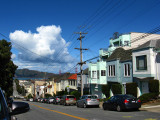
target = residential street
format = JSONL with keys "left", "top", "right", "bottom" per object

{"left": 15, "top": 101, "right": 160, "bottom": 120}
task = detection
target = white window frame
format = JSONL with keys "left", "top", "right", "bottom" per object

{"left": 108, "top": 65, "right": 115, "bottom": 77}
{"left": 124, "top": 63, "right": 130, "bottom": 77}
{"left": 101, "top": 70, "right": 106, "bottom": 76}
{"left": 92, "top": 71, "right": 97, "bottom": 78}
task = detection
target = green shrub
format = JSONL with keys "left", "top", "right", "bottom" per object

{"left": 27, "top": 94, "right": 33, "bottom": 99}
{"left": 138, "top": 93, "right": 159, "bottom": 103}
{"left": 112, "top": 84, "right": 122, "bottom": 95}
{"left": 126, "top": 82, "right": 138, "bottom": 97}
{"left": 56, "top": 91, "right": 65, "bottom": 96}
{"left": 149, "top": 80, "right": 159, "bottom": 93}
{"left": 70, "top": 90, "right": 81, "bottom": 100}
{"left": 102, "top": 84, "right": 110, "bottom": 98}
{"left": 84, "top": 91, "right": 89, "bottom": 95}
{"left": 45, "top": 93, "right": 52, "bottom": 98}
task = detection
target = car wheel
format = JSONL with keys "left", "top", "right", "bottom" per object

{"left": 63, "top": 102, "right": 66, "bottom": 106}
{"left": 77, "top": 103, "right": 79, "bottom": 108}
{"left": 83, "top": 103, "right": 87, "bottom": 108}
{"left": 117, "top": 105, "right": 122, "bottom": 112}
{"left": 103, "top": 104, "right": 107, "bottom": 110}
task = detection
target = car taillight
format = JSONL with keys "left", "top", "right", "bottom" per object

{"left": 74, "top": 98, "right": 76, "bottom": 100}
{"left": 124, "top": 99, "right": 129, "bottom": 103}
{"left": 66, "top": 98, "right": 69, "bottom": 100}
{"left": 87, "top": 99, "right": 91, "bottom": 101}
{"left": 137, "top": 99, "right": 141, "bottom": 102}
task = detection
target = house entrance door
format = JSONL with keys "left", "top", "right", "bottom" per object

{"left": 141, "top": 81, "right": 149, "bottom": 94}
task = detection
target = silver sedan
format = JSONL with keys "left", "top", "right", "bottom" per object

{"left": 76, "top": 95, "right": 99, "bottom": 108}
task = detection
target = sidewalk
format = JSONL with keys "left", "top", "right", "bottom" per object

{"left": 140, "top": 100, "right": 160, "bottom": 113}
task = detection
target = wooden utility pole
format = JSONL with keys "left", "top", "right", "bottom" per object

{"left": 75, "top": 32, "right": 88, "bottom": 96}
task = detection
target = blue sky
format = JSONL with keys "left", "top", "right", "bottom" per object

{"left": 0, "top": 0, "right": 160, "bottom": 73}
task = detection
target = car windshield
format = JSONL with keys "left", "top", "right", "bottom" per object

{"left": 67, "top": 96, "right": 75, "bottom": 98}
{"left": 87, "top": 96, "right": 97, "bottom": 99}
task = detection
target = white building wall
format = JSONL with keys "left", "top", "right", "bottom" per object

{"left": 155, "top": 53, "right": 160, "bottom": 80}
{"left": 150, "top": 49, "right": 156, "bottom": 75}
{"left": 132, "top": 49, "right": 152, "bottom": 76}
{"left": 130, "top": 33, "right": 160, "bottom": 49}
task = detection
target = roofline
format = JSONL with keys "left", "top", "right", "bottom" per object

{"left": 130, "top": 32, "right": 160, "bottom": 35}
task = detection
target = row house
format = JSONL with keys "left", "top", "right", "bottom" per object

{"left": 54, "top": 73, "right": 77, "bottom": 95}
{"left": 44, "top": 80, "right": 54, "bottom": 96}
{"left": 106, "top": 48, "right": 132, "bottom": 96}
{"left": 88, "top": 32, "right": 160, "bottom": 98}
{"left": 89, "top": 33, "right": 131, "bottom": 98}
{"left": 132, "top": 39, "right": 160, "bottom": 96}
{"left": 35, "top": 80, "right": 47, "bottom": 98}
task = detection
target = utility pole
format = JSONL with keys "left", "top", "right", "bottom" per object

{"left": 75, "top": 32, "right": 88, "bottom": 96}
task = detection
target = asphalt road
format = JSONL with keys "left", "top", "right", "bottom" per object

{"left": 15, "top": 101, "right": 160, "bottom": 120}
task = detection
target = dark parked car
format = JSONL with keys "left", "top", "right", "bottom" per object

{"left": 76, "top": 95, "right": 99, "bottom": 108}
{"left": 43, "top": 98, "right": 48, "bottom": 103}
{"left": 7, "top": 97, "right": 14, "bottom": 108}
{"left": 0, "top": 88, "right": 30, "bottom": 120}
{"left": 103, "top": 94, "right": 141, "bottom": 112}
{"left": 53, "top": 96, "right": 62, "bottom": 104}
{"left": 60, "top": 95, "right": 76, "bottom": 106}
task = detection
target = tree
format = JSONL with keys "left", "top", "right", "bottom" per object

{"left": 0, "top": 39, "right": 17, "bottom": 97}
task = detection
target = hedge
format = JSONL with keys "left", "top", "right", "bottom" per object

{"left": 45, "top": 93, "right": 52, "bottom": 98}
{"left": 102, "top": 84, "right": 110, "bottom": 98}
{"left": 149, "top": 80, "right": 159, "bottom": 93}
{"left": 138, "top": 92, "right": 159, "bottom": 103}
{"left": 70, "top": 90, "right": 81, "bottom": 100}
{"left": 126, "top": 82, "right": 138, "bottom": 97}
{"left": 112, "top": 84, "right": 122, "bottom": 95}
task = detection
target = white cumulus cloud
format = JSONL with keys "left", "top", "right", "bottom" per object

{"left": 11, "top": 54, "right": 16, "bottom": 59}
{"left": 9, "top": 25, "right": 76, "bottom": 73}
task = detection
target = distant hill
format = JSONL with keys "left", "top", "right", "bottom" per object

{"left": 15, "top": 68, "right": 55, "bottom": 78}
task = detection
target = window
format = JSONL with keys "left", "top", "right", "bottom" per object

{"left": 108, "top": 65, "right": 115, "bottom": 77}
{"left": 89, "top": 71, "right": 91, "bottom": 78}
{"left": 92, "top": 71, "right": 97, "bottom": 78}
{"left": 136, "top": 55, "right": 147, "bottom": 70}
{"left": 101, "top": 70, "right": 106, "bottom": 76}
{"left": 73, "top": 81, "right": 75, "bottom": 86}
{"left": 124, "top": 63, "right": 130, "bottom": 77}
{"left": 124, "top": 41, "right": 129, "bottom": 46}
{"left": 97, "top": 70, "right": 99, "bottom": 79}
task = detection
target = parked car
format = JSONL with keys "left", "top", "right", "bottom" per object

{"left": 53, "top": 96, "right": 62, "bottom": 104}
{"left": 40, "top": 98, "right": 44, "bottom": 102}
{"left": 0, "top": 88, "right": 30, "bottom": 120}
{"left": 43, "top": 98, "right": 48, "bottom": 103}
{"left": 60, "top": 95, "right": 76, "bottom": 106}
{"left": 37, "top": 98, "right": 41, "bottom": 102}
{"left": 47, "top": 97, "right": 55, "bottom": 104}
{"left": 7, "top": 97, "right": 14, "bottom": 108}
{"left": 103, "top": 94, "right": 141, "bottom": 112}
{"left": 76, "top": 95, "right": 99, "bottom": 108}
{"left": 29, "top": 98, "right": 33, "bottom": 102}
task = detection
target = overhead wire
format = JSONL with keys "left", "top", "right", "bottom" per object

{"left": 82, "top": 0, "right": 160, "bottom": 58}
